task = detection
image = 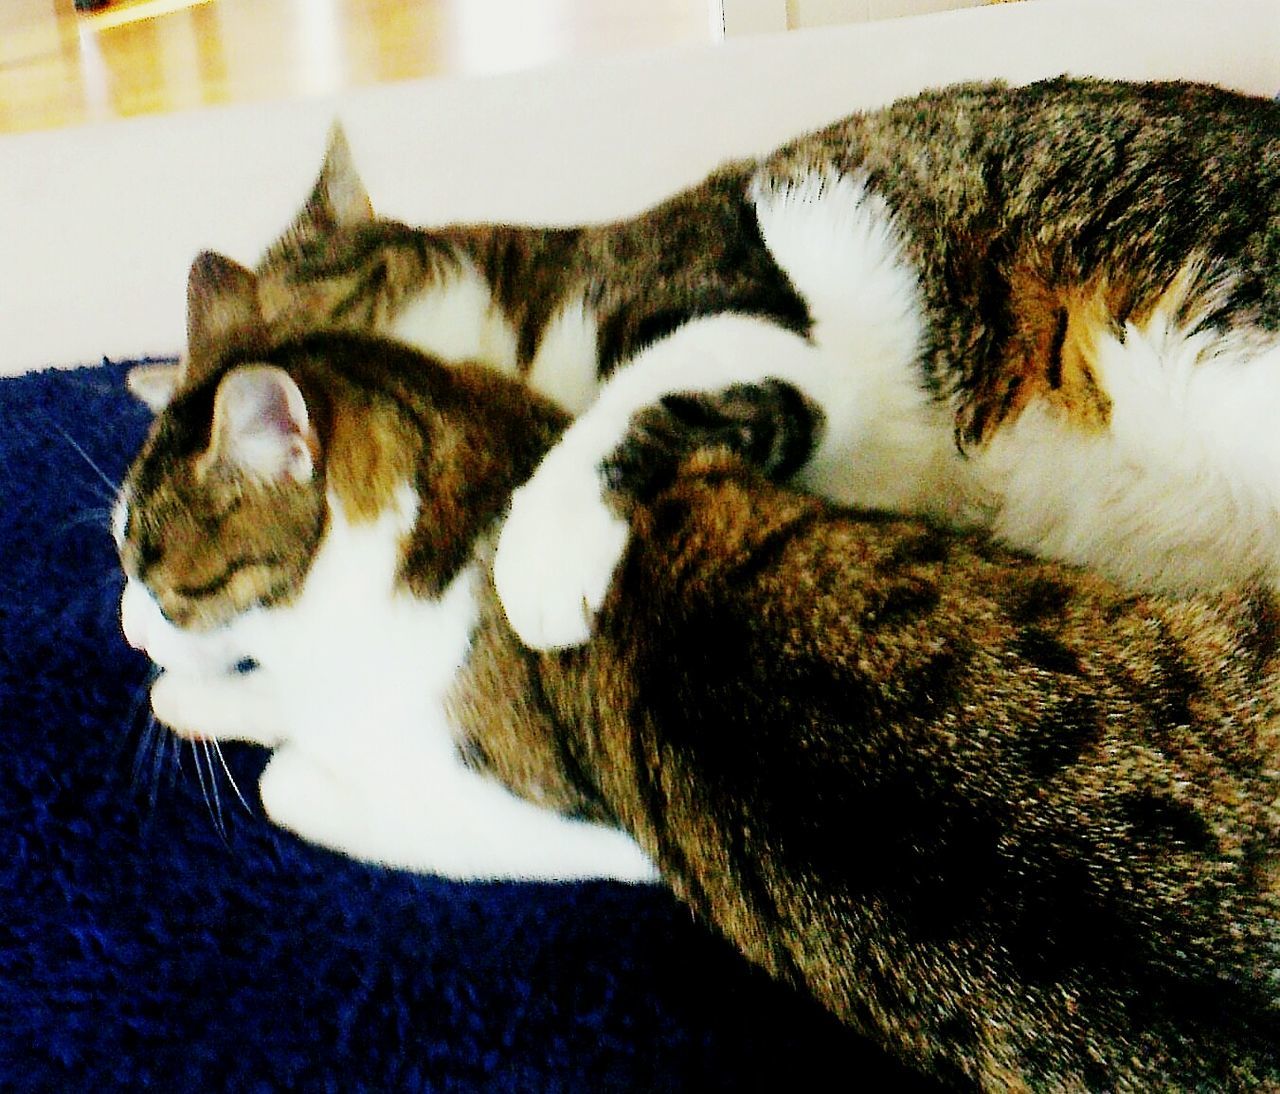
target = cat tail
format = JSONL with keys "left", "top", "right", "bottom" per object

{"left": 748, "top": 167, "right": 923, "bottom": 368}
{"left": 746, "top": 168, "right": 954, "bottom": 513}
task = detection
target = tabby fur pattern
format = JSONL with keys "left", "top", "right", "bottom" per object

{"left": 117, "top": 269, "right": 1280, "bottom": 1088}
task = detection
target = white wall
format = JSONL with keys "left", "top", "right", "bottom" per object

{"left": 2, "top": 0, "right": 1277, "bottom": 376}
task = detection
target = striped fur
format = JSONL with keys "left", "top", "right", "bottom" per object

{"left": 228, "top": 78, "right": 1280, "bottom": 649}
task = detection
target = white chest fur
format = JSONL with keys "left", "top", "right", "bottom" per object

{"left": 974, "top": 308, "right": 1280, "bottom": 594}
{"left": 386, "top": 254, "right": 602, "bottom": 416}
{"left": 387, "top": 257, "right": 520, "bottom": 376}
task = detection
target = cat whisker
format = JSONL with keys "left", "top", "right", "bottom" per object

{"left": 146, "top": 716, "right": 167, "bottom": 819}
{"left": 210, "top": 739, "right": 252, "bottom": 814}
{"left": 165, "top": 732, "right": 181, "bottom": 790}
{"left": 53, "top": 425, "right": 121, "bottom": 502}
{"left": 121, "top": 668, "right": 168, "bottom": 822}
{"left": 118, "top": 665, "right": 157, "bottom": 759}
{"left": 192, "top": 739, "right": 230, "bottom": 846}
{"left": 203, "top": 740, "right": 227, "bottom": 835}
{"left": 123, "top": 709, "right": 169, "bottom": 830}
{"left": 55, "top": 507, "right": 115, "bottom": 537}
{"left": 127, "top": 710, "right": 157, "bottom": 786}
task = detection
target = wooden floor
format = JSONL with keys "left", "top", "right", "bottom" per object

{"left": 1, "top": 0, "right": 712, "bottom": 135}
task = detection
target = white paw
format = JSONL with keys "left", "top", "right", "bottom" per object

{"left": 576, "top": 829, "right": 662, "bottom": 885}
{"left": 257, "top": 747, "right": 469, "bottom": 873}
{"left": 258, "top": 748, "right": 352, "bottom": 849}
{"left": 493, "top": 456, "right": 630, "bottom": 650}
{"left": 259, "top": 745, "right": 663, "bottom": 882}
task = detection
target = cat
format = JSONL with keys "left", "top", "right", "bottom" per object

{"left": 129, "top": 76, "right": 1280, "bottom": 654}
{"left": 117, "top": 257, "right": 656, "bottom": 883}
{"left": 116, "top": 265, "right": 1280, "bottom": 1089}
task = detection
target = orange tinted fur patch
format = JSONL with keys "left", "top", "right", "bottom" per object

{"left": 325, "top": 399, "right": 420, "bottom": 522}
{"left": 975, "top": 259, "right": 1224, "bottom": 446}
{"left": 970, "top": 267, "right": 1116, "bottom": 444}
{"left": 1053, "top": 282, "right": 1117, "bottom": 429}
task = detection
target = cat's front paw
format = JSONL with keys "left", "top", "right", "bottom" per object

{"left": 494, "top": 456, "right": 630, "bottom": 650}
{"left": 258, "top": 748, "right": 356, "bottom": 852}
{"left": 605, "top": 381, "right": 824, "bottom": 502}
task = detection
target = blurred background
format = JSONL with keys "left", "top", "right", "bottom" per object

{"left": 1, "top": 0, "right": 712, "bottom": 134}
{"left": 2, "top": 0, "right": 1019, "bottom": 135}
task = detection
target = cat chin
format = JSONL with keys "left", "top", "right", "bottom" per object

{"left": 150, "top": 668, "right": 285, "bottom": 749}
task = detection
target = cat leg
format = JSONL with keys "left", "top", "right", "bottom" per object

{"left": 495, "top": 169, "right": 940, "bottom": 650}
{"left": 601, "top": 379, "right": 823, "bottom": 510}
{"left": 258, "top": 743, "right": 660, "bottom": 883}
{"left": 494, "top": 315, "right": 828, "bottom": 650}
{"left": 150, "top": 668, "right": 285, "bottom": 748}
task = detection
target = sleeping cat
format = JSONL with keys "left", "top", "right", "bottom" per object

{"left": 116, "top": 269, "right": 1280, "bottom": 1089}
{"left": 131, "top": 76, "right": 1280, "bottom": 652}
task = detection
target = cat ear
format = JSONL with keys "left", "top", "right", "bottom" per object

{"left": 284, "top": 123, "right": 374, "bottom": 242}
{"left": 313, "top": 122, "right": 374, "bottom": 227}
{"left": 205, "top": 365, "right": 316, "bottom": 483}
{"left": 258, "top": 123, "right": 372, "bottom": 274}
{"left": 186, "top": 251, "right": 267, "bottom": 365}
{"left": 125, "top": 362, "right": 184, "bottom": 413}
{"left": 258, "top": 124, "right": 373, "bottom": 270}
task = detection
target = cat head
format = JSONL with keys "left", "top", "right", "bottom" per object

{"left": 118, "top": 250, "right": 566, "bottom": 668}
{"left": 250, "top": 122, "right": 435, "bottom": 337}
{"left": 118, "top": 253, "right": 328, "bottom": 642}
{"left": 125, "top": 124, "right": 391, "bottom": 416}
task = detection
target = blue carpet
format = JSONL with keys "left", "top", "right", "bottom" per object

{"left": 0, "top": 361, "right": 931, "bottom": 1092}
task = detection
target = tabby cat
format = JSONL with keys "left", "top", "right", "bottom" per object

{"left": 117, "top": 265, "right": 1280, "bottom": 1089}
{"left": 131, "top": 77, "right": 1280, "bottom": 652}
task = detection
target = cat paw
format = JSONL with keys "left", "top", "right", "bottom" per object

{"left": 258, "top": 748, "right": 353, "bottom": 850}
{"left": 606, "top": 381, "right": 823, "bottom": 502}
{"left": 493, "top": 456, "right": 630, "bottom": 650}
{"left": 257, "top": 748, "right": 475, "bottom": 875}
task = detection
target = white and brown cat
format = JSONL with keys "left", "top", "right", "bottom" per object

{"left": 118, "top": 72, "right": 1280, "bottom": 883}
{"left": 112, "top": 74, "right": 1280, "bottom": 1087}
{"left": 116, "top": 262, "right": 1280, "bottom": 1088}
{"left": 131, "top": 77, "right": 1280, "bottom": 653}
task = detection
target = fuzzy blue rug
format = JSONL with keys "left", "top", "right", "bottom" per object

{"left": 0, "top": 361, "right": 935, "bottom": 1092}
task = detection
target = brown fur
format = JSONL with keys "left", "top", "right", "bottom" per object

{"left": 121, "top": 78, "right": 1280, "bottom": 1087}
{"left": 464, "top": 436, "right": 1280, "bottom": 1091}
{"left": 476, "top": 381, "right": 1280, "bottom": 1090}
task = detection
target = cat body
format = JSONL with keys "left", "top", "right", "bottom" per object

{"left": 117, "top": 293, "right": 1280, "bottom": 1087}
{"left": 185, "top": 76, "right": 1280, "bottom": 650}
{"left": 115, "top": 78, "right": 1280, "bottom": 1086}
